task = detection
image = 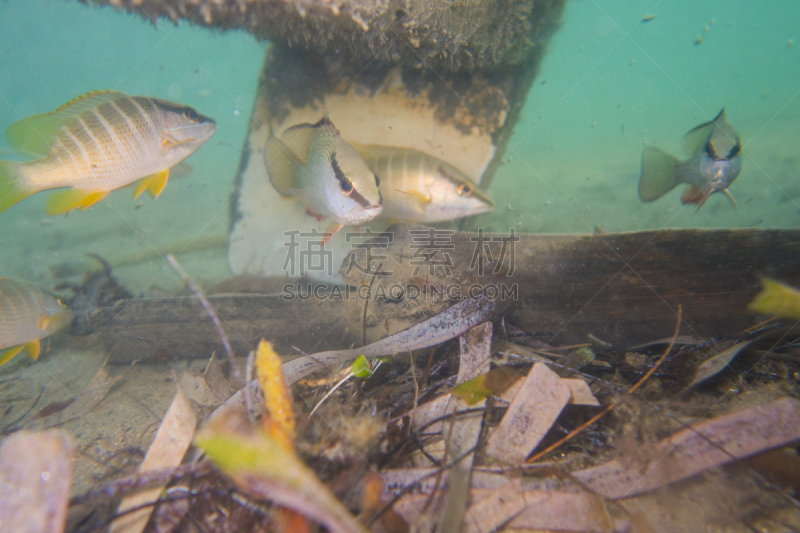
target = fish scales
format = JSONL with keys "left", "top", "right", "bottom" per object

{"left": 0, "top": 279, "right": 69, "bottom": 350}
{"left": 26, "top": 96, "right": 160, "bottom": 191}
{"left": 0, "top": 90, "right": 215, "bottom": 215}
{"left": 355, "top": 144, "right": 493, "bottom": 223}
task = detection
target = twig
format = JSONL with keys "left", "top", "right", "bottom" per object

{"left": 409, "top": 351, "right": 419, "bottom": 411}
{"left": 166, "top": 254, "right": 240, "bottom": 381}
{"left": 526, "top": 305, "right": 683, "bottom": 464}
{"left": 421, "top": 347, "right": 435, "bottom": 386}
{"left": 245, "top": 349, "right": 256, "bottom": 425}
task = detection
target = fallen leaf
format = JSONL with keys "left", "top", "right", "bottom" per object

{"left": 574, "top": 397, "right": 800, "bottom": 499}
{"left": 111, "top": 387, "right": 197, "bottom": 533}
{"left": 26, "top": 365, "right": 121, "bottom": 430}
{"left": 179, "top": 371, "right": 220, "bottom": 407}
{"left": 255, "top": 339, "right": 295, "bottom": 451}
{"left": 203, "top": 352, "right": 234, "bottom": 402}
{"left": 0, "top": 430, "right": 74, "bottom": 533}
{"left": 281, "top": 295, "right": 496, "bottom": 384}
{"left": 748, "top": 277, "right": 800, "bottom": 319}
{"left": 485, "top": 362, "right": 572, "bottom": 464}
{"left": 685, "top": 340, "right": 752, "bottom": 391}
{"left": 195, "top": 403, "right": 363, "bottom": 533}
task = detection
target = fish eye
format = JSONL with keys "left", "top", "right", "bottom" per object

{"left": 728, "top": 143, "right": 741, "bottom": 158}
{"left": 456, "top": 183, "right": 473, "bottom": 197}
{"left": 183, "top": 108, "right": 201, "bottom": 123}
{"left": 374, "top": 175, "right": 381, "bottom": 188}
{"left": 340, "top": 177, "right": 353, "bottom": 195}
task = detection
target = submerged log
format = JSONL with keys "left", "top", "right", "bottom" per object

{"left": 81, "top": 227, "right": 800, "bottom": 363}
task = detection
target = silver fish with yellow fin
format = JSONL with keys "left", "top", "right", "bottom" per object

{"left": 264, "top": 118, "right": 382, "bottom": 238}
{"left": 353, "top": 144, "right": 494, "bottom": 223}
{"left": 639, "top": 108, "right": 742, "bottom": 211}
{"left": 0, "top": 90, "right": 216, "bottom": 215}
{"left": 0, "top": 278, "right": 73, "bottom": 367}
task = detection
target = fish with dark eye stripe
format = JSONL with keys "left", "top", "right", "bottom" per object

{"left": 0, "top": 90, "right": 216, "bottom": 215}
{"left": 639, "top": 108, "right": 742, "bottom": 211}
{"left": 264, "top": 118, "right": 383, "bottom": 240}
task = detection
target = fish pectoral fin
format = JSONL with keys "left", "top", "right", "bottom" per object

{"left": 680, "top": 185, "right": 713, "bottom": 211}
{"left": 394, "top": 188, "right": 432, "bottom": 205}
{"left": 46, "top": 189, "right": 108, "bottom": 215}
{"left": 23, "top": 340, "right": 41, "bottom": 360}
{"left": 38, "top": 314, "right": 51, "bottom": 331}
{"left": 305, "top": 208, "right": 327, "bottom": 222}
{"left": 639, "top": 147, "right": 681, "bottom": 202}
{"left": 133, "top": 169, "right": 170, "bottom": 199}
{"left": 0, "top": 345, "right": 25, "bottom": 367}
{"left": 265, "top": 137, "right": 298, "bottom": 197}
{"left": 321, "top": 223, "right": 344, "bottom": 246}
{"left": 722, "top": 189, "right": 739, "bottom": 210}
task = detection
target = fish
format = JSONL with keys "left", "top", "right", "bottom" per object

{"left": 639, "top": 108, "right": 742, "bottom": 211}
{"left": 0, "top": 90, "right": 216, "bottom": 215}
{"left": 353, "top": 144, "right": 494, "bottom": 223}
{"left": 0, "top": 278, "right": 73, "bottom": 367}
{"left": 264, "top": 118, "right": 382, "bottom": 239}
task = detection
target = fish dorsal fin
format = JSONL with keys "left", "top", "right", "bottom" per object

{"left": 5, "top": 90, "right": 128, "bottom": 156}
{"left": 280, "top": 117, "right": 340, "bottom": 164}
{"left": 265, "top": 137, "right": 301, "bottom": 197}
{"left": 681, "top": 108, "right": 725, "bottom": 157}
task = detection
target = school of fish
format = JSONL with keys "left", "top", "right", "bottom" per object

{"left": 0, "top": 88, "right": 753, "bottom": 367}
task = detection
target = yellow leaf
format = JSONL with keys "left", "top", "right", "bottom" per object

{"left": 748, "top": 278, "right": 800, "bottom": 320}
{"left": 451, "top": 366, "right": 525, "bottom": 405}
{"left": 255, "top": 339, "right": 295, "bottom": 449}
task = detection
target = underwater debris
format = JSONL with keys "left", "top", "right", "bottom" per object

{"left": 0, "top": 429, "right": 73, "bottom": 533}
{"left": 484, "top": 363, "right": 573, "bottom": 464}
{"left": 49, "top": 234, "right": 228, "bottom": 279}
{"left": 79, "top": 0, "right": 566, "bottom": 73}
{"left": 166, "top": 254, "right": 241, "bottom": 383}
{"left": 748, "top": 277, "right": 800, "bottom": 320}
{"left": 282, "top": 294, "right": 496, "bottom": 384}
{"left": 574, "top": 397, "right": 800, "bottom": 500}
{"left": 110, "top": 387, "right": 196, "bottom": 533}
{"left": 195, "top": 395, "right": 364, "bottom": 533}
{"left": 21, "top": 365, "right": 120, "bottom": 431}
{"left": 57, "top": 254, "right": 132, "bottom": 336}
{"left": 683, "top": 340, "right": 753, "bottom": 391}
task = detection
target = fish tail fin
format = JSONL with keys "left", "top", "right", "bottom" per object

{"left": 264, "top": 137, "right": 297, "bottom": 197}
{"left": 0, "top": 161, "right": 34, "bottom": 213}
{"left": 639, "top": 147, "right": 681, "bottom": 202}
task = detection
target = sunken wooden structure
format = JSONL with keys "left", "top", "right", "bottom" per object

{"left": 80, "top": 226, "right": 800, "bottom": 363}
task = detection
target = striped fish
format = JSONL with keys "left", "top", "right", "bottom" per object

{"left": 354, "top": 144, "right": 493, "bottom": 223}
{"left": 0, "top": 90, "right": 216, "bottom": 215}
{"left": 0, "top": 278, "right": 73, "bottom": 367}
{"left": 264, "top": 118, "right": 383, "bottom": 242}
